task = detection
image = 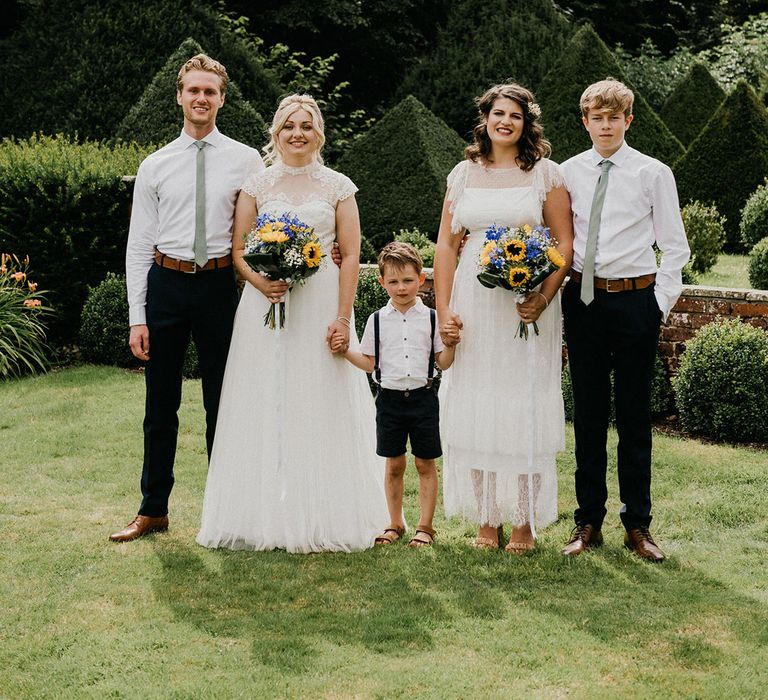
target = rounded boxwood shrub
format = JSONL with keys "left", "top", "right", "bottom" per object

{"left": 80, "top": 271, "right": 199, "bottom": 375}
{"left": 353, "top": 267, "right": 389, "bottom": 340}
{"left": 79, "top": 273, "right": 134, "bottom": 367}
{"left": 748, "top": 236, "right": 768, "bottom": 290}
{"left": 394, "top": 228, "right": 436, "bottom": 268}
{"left": 740, "top": 181, "right": 768, "bottom": 251}
{"left": 681, "top": 200, "right": 726, "bottom": 274}
{"left": 673, "top": 318, "right": 768, "bottom": 442}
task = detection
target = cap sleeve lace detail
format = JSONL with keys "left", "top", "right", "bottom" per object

{"left": 446, "top": 160, "right": 469, "bottom": 234}
{"left": 533, "top": 159, "right": 565, "bottom": 208}
{"left": 332, "top": 171, "right": 358, "bottom": 203}
{"left": 240, "top": 169, "right": 278, "bottom": 204}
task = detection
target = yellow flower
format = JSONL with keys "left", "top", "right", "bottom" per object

{"left": 522, "top": 224, "right": 532, "bottom": 234}
{"left": 303, "top": 241, "right": 322, "bottom": 267}
{"left": 504, "top": 239, "right": 526, "bottom": 261}
{"left": 508, "top": 267, "right": 530, "bottom": 287}
{"left": 547, "top": 246, "right": 566, "bottom": 268}
{"left": 28, "top": 281, "right": 38, "bottom": 292}
{"left": 259, "top": 223, "right": 289, "bottom": 244}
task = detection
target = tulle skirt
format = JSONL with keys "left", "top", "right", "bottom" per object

{"left": 197, "top": 269, "right": 388, "bottom": 553}
{"left": 441, "top": 233, "right": 565, "bottom": 531}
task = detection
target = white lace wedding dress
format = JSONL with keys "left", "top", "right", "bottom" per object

{"left": 440, "top": 158, "right": 566, "bottom": 533}
{"left": 197, "top": 160, "right": 387, "bottom": 553}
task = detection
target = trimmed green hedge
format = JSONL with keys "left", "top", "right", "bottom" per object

{"left": 398, "top": 0, "right": 572, "bottom": 137}
{"left": 339, "top": 96, "right": 465, "bottom": 251}
{"left": 538, "top": 25, "right": 685, "bottom": 165}
{"left": 675, "top": 81, "right": 768, "bottom": 252}
{"left": 116, "top": 38, "right": 268, "bottom": 150}
{"left": 660, "top": 63, "right": 725, "bottom": 147}
{"left": 681, "top": 200, "right": 725, "bottom": 274}
{"left": 0, "top": 135, "right": 150, "bottom": 344}
{"left": 0, "top": 0, "right": 279, "bottom": 142}
{"left": 748, "top": 237, "right": 768, "bottom": 290}
{"left": 740, "top": 180, "right": 768, "bottom": 251}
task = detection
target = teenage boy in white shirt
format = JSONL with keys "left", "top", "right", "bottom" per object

{"left": 560, "top": 78, "right": 690, "bottom": 562}
{"left": 111, "top": 54, "right": 267, "bottom": 542}
{"left": 334, "top": 242, "right": 456, "bottom": 547}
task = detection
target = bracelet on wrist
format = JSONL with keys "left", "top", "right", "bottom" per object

{"left": 535, "top": 291, "right": 549, "bottom": 308}
{"left": 336, "top": 316, "right": 351, "bottom": 327}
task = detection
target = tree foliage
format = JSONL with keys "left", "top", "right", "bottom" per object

{"left": 116, "top": 38, "right": 267, "bottom": 150}
{"left": 399, "top": 0, "right": 573, "bottom": 137}
{"left": 0, "top": 0, "right": 279, "bottom": 141}
{"left": 660, "top": 63, "right": 725, "bottom": 146}
{"left": 339, "top": 96, "right": 465, "bottom": 250}
{"left": 538, "top": 25, "right": 684, "bottom": 164}
{"left": 674, "top": 81, "right": 768, "bottom": 251}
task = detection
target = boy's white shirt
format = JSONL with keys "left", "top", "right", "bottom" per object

{"left": 359, "top": 297, "right": 443, "bottom": 391}
{"left": 561, "top": 141, "right": 690, "bottom": 320}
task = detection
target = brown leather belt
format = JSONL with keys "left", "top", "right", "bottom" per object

{"left": 154, "top": 250, "right": 232, "bottom": 273}
{"left": 570, "top": 270, "right": 656, "bottom": 292}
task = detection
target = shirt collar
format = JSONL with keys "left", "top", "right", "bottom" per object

{"left": 179, "top": 126, "right": 223, "bottom": 149}
{"left": 589, "top": 140, "right": 631, "bottom": 167}
{"left": 382, "top": 296, "right": 426, "bottom": 316}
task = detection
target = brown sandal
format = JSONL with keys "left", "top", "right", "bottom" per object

{"left": 408, "top": 525, "right": 436, "bottom": 547}
{"left": 504, "top": 540, "right": 535, "bottom": 555}
{"left": 375, "top": 525, "right": 405, "bottom": 545}
{"left": 471, "top": 525, "right": 503, "bottom": 550}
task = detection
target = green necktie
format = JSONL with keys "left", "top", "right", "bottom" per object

{"left": 194, "top": 141, "right": 208, "bottom": 268}
{"left": 580, "top": 159, "right": 613, "bottom": 305}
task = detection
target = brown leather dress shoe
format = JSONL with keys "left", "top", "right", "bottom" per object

{"left": 109, "top": 515, "right": 169, "bottom": 542}
{"left": 562, "top": 523, "right": 603, "bottom": 556}
{"left": 624, "top": 527, "right": 665, "bottom": 562}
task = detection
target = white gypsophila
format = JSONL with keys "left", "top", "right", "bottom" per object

{"left": 285, "top": 247, "right": 304, "bottom": 267}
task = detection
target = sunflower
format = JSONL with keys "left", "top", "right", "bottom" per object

{"left": 508, "top": 266, "right": 530, "bottom": 287}
{"left": 546, "top": 246, "right": 566, "bottom": 268}
{"left": 302, "top": 241, "right": 322, "bottom": 267}
{"left": 504, "top": 239, "right": 526, "bottom": 261}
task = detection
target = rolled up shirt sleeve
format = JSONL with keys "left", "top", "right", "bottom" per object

{"left": 125, "top": 161, "right": 159, "bottom": 326}
{"left": 651, "top": 165, "right": 690, "bottom": 320}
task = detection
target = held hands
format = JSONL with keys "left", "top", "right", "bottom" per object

{"left": 439, "top": 309, "right": 463, "bottom": 348}
{"left": 516, "top": 291, "right": 548, "bottom": 325}
{"left": 327, "top": 318, "right": 350, "bottom": 354}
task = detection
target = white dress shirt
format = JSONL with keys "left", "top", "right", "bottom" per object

{"left": 360, "top": 298, "right": 444, "bottom": 391}
{"left": 126, "top": 128, "right": 264, "bottom": 325}
{"left": 561, "top": 142, "right": 690, "bottom": 319}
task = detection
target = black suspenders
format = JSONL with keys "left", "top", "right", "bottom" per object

{"left": 373, "top": 308, "right": 436, "bottom": 388}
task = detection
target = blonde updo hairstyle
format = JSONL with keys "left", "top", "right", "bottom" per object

{"left": 263, "top": 94, "right": 326, "bottom": 165}
{"left": 465, "top": 82, "right": 550, "bottom": 172}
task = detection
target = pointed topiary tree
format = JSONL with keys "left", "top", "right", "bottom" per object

{"left": 338, "top": 95, "right": 465, "bottom": 250}
{"left": 538, "top": 25, "right": 684, "bottom": 165}
{"left": 398, "top": 0, "right": 572, "bottom": 138}
{"left": 675, "top": 81, "right": 768, "bottom": 252}
{"left": 116, "top": 38, "right": 267, "bottom": 150}
{"left": 660, "top": 63, "right": 726, "bottom": 146}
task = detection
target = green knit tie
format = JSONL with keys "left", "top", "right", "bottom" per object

{"left": 194, "top": 141, "right": 208, "bottom": 268}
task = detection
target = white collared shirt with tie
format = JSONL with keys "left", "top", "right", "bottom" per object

{"left": 359, "top": 297, "right": 444, "bottom": 391}
{"left": 126, "top": 127, "right": 264, "bottom": 325}
{"left": 561, "top": 141, "right": 690, "bottom": 319}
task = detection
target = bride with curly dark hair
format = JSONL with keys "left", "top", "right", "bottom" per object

{"left": 433, "top": 82, "right": 574, "bottom": 553}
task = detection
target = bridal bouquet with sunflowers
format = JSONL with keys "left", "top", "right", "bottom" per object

{"left": 243, "top": 211, "right": 324, "bottom": 329}
{"left": 477, "top": 223, "right": 566, "bottom": 339}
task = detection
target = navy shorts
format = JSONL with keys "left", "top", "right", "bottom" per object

{"left": 375, "top": 386, "right": 442, "bottom": 459}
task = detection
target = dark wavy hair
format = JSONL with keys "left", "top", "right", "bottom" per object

{"left": 465, "top": 83, "right": 550, "bottom": 172}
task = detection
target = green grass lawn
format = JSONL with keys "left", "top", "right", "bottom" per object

{"left": 2, "top": 365, "right": 768, "bottom": 698}
{"left": 696, "top": 254, "right": 751, "bottom": 289}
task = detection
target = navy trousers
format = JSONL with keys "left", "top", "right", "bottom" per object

{"left": 138, "top": 262, "right": 239, "bottom": 517}
{"left": 562, "top": 280, "right": 662, "bottom": 531}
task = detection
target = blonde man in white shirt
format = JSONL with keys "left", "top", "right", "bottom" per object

{"left": 111, "top": 54, "right": 266, "bottom": 542}
{"left": 560, "top": 79, "right": 690, "bottom": 562}
{"left": 334, "top": 242, "right": 456, "bottom": 547}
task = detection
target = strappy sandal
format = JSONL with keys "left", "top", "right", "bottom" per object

{"left": 504, "top": 540, "right": 536, "bottom": 555}
{"left": 471, "top": 525, "right": 503, "bottom": 550}
{"left": 375, "top": 525, "right": 405, "bottom": 545}
{"left": 408, "top": 525, "right": 436, "bottom": 547}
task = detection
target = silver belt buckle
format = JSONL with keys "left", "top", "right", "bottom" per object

{"left": 605, "top": 278, "right": 623, "bottom": 292}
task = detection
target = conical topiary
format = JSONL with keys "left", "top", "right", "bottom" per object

{"left": 538, "top": 25, "right": 684, "bottom": 165}
{"left": 338, "top": 95, "right": 465, "bottom": 250}
{"left": 399, "top": 0, "right": 572, "bottom": 138}
{"left": 660, "top": 63, "right": 725, "bottom": 146}
{"left": 116, "top": 38, "right": 267, "bottom": 150}
{"left": 674, "top": 81, "right": 768, "bottom": 251}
